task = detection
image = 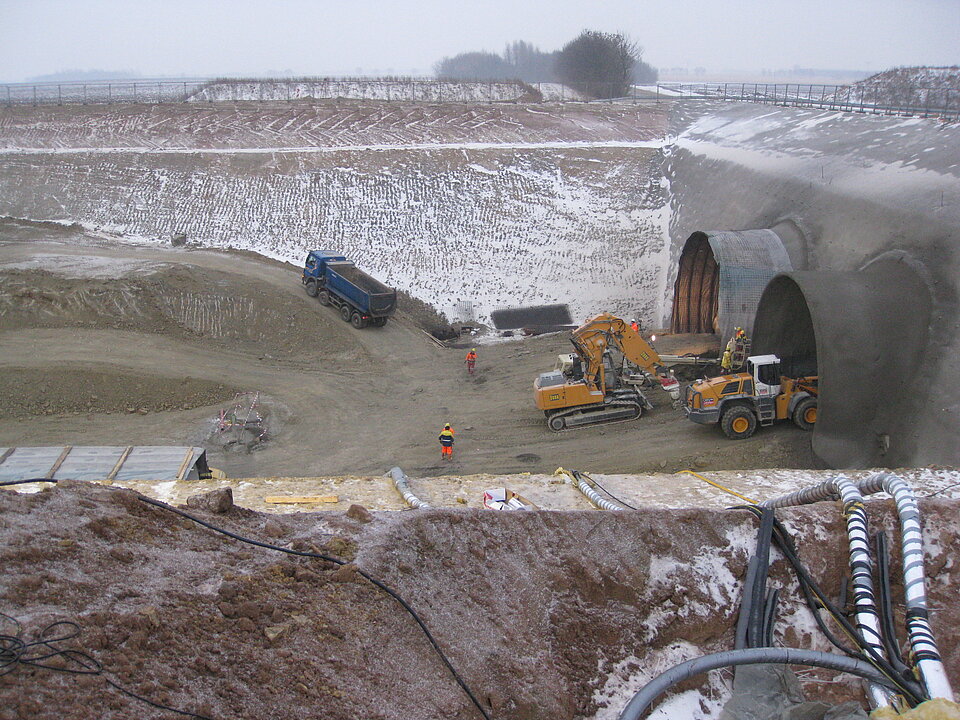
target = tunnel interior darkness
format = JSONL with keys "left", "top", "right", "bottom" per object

{"left": 752, "top": 276, "right": 818, "bottom": 379}
{"left": 671, "top": 232, "right": 719, "bottom": 334}
{"left": 753, "top": 263, "right": 932, "bottom": 469}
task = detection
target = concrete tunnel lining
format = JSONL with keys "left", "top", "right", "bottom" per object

{"left": 753, "top": 260, "right": 932, "bottom": 469}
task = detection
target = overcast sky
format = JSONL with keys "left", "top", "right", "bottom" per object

{"left": 1, "top": 0, "right": 958, "bottom": 82}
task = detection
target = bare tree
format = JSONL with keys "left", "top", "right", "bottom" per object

{"left": 555, "top": 30, "right": 644, "bottom": 98}
{"left": 434, "top": 52, "right": 514, "bottom": 81}
{"left": 503, "top": 40, "right": 558, "bottom": 82}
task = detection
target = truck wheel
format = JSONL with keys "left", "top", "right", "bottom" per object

{"left": 305, "top": 280, "right": 319, "bottom": 297}
{"left": 350, "top": 311, "right": 366, "bottom": 329}
{"left": 317, "top": 290, "right": 330, "bottom": 306}
{"left": 547, "top": 413, "right": 565, "bottom": 432}
{"left": 372, "top": 317, "right": 387, "bottom": 327}
{"left": 721, "top": 406, "right": 757, "bottom": 439}
{"left": 340, "top": 304, "right": 352, "bottom": 322}
{"left": 793, "top": 397, "right": 818, "bottom": 431}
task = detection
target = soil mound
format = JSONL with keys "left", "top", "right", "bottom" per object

{"left": 0, "top": 262, "right": 351, "bottom": 359}
{"left": 2, "top": 482, "right": 958, "bottom": 719}
{"left": 0, "top": 367, "right": 237, "bottom": 419}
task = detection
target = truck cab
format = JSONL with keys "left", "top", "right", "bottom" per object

{"left": 683, "top": 355, "right": 818, "bottom": 439}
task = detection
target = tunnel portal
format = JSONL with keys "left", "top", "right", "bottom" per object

{"left": 671, "top": 229, "right": 793, "bottom": 341}
{"left": 753, "top": 259, "right": 932, "bottom": 468}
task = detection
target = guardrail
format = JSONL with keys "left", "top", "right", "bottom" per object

{"left": 1, "top": 78, "right": 956, "bottom": 121}
{"left": 645, "top": 82, "right": 960, "bottom": 120}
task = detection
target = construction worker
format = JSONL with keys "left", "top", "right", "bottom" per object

{"left": 630, "top": 319, "right": 639, "bottom": 333}
{"left": 465, "top": 348, "right": 477, "bottom": 374}
{"left": 439, "top": 423, "right": 455, "bottom": 460}
{"left": 721, "top": 347, "right": 733, "bottom": 372}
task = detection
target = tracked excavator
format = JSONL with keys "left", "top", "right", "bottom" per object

{"left": 533, "top": 313, "right": 680, "bottom": 431}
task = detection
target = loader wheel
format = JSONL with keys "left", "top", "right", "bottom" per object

{"left": 793, "top": 397, "right": 818, "bottom": 431}
{"left": 305, "top": 280, "right": 319, "bottom": 297}
{"left": 547, "top": 413, "right": 566, "bottom": 432}
{"left": 350, "top": 311, "right": 366, "bottom": 329}
{"left": 340, "top": 304, "right": 352, "bottom": 322}
{"left": 317, "top": 290, "right": 330, "bottom": 306}
{"left": 721, "top": 406, "right": 757, "bottom": 439}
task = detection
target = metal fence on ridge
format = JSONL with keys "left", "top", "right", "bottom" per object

{"left": 1, "top": 78, "right": 957, "bottom": 121}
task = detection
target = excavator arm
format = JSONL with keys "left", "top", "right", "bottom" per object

{"left": 570, "top": 313, "right": 668, "bottom": 390}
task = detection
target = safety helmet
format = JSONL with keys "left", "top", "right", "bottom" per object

{"left": 472, "top": 348, "right": 476, "bottom": 352}
{"left": 444, "top": 423, "right": 450, "bottom": 429}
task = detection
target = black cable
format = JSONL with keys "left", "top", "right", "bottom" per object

{"left": 761, "top": 588, "right": 780, "bottom": 648}
{"left": 136, "top": 495, "right": 493, "bottom": 720}
{"left": 874, "top": 532, "right": 910, "bottom": 676}
{"left": 733, "top": 505, "right": 926, "bottom": 705}
{"left": 573, "top": 471, "right": 639, "bottom": 510}
{"left": 0, "top": 478, "right": 56, "bottom": 486}
{"left": 0, "top": 612, "right": 210, "bottom": 719}
{"left": 926, "top": 480, "right": 960, "bottom": 498}
{"left": 734, "top": 556, "right": 759, "bottom": 650}
{"left": 747, "top": 508, "right": 775, "bottom": 648}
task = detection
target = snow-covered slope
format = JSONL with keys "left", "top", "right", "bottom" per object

{"left": 0, "top": 144, "right": 670, "bottom": 324}
{"left": 845, "top": 66, "right": 960, "bottom": 111}
{"left": 188, "top": 78, "right": 540, "bottom": 103}
{"left": 0, "top": 103, "right": 673, "bottom": 325}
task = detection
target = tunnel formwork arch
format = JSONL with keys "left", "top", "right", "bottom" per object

{"left": 672, "top": 230, "right": 792, "bottom": 340}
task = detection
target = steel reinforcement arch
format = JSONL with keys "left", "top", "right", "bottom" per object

{"left": 671, "top": 229, "right": 793, "bottom": 340}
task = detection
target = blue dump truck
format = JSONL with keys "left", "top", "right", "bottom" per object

{"left": 301, "top": 250, "right": 397, "bottom": 328}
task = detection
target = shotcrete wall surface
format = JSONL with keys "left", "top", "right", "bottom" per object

{"left": 754, "top": 261, "right": 932, "bottom": 468}
{"left": 672, "top": 228, "right": 792, "bottom": 339}
{"left": 667, "top": 103, "right": 960, "bottom": 468}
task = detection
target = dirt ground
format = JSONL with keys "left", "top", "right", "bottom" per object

{"left": 2, "top": 221, "right": 959, "bottom": 720}
{"left": 2, "top": 481, "right": 958, "bottom": 720}
{"left": 0, "top": 219, "right": 820, "bottom": 484}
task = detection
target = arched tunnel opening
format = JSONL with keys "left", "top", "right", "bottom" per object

{"left": 671, "top": 232, "right": 719, "bottom": 334}
{"left": 753, "top": 260, "right": 932, "bottom": 469}
{"left": 751, "top": 276, "right": 817, "bottom": 379}
{"left": 671, "top": 229, "right": 793, "bottom": 340}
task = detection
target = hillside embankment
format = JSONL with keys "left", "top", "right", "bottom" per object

{"left": 0, "top": 101, "right": 672, "bottom": 324}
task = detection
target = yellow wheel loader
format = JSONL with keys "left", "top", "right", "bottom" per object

{"left": 683, "top": 354, "right": 818, "bottom": 439}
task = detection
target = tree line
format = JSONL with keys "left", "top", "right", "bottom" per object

{"left": 435, "top": 31, "right": 657, "bottom": 98}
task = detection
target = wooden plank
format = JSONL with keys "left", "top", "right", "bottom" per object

{"left": 174, "top": 448, "right": 195, "bottom": 482}
{"left": 264, "top": 495, "right": 339, "bottom": 504}
{"left": 45, "top": 446, "right": 72, "bottom": 479}
{"left": 419, "top": 329, "right": 447, "bottom": 348}
{"left": 104, "top": 446, "right": 134, "bottom": 484}
{"left": 0, "top": 448, "right": 15, "bottom": 466}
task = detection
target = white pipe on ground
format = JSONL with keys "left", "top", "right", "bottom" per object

{"left": 388, "top": 466, "right": 431, "bottom": 509}
{"left": 855, "top": 473, "right": 954, "bottom": 702}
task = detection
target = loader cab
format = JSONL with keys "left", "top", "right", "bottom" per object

{"left": 747, "top": 355, "right": 782, "bottom": 398}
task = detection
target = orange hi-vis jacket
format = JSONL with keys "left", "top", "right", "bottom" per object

{"left": 465, "top": 351, "right": 477, "bottom": 362}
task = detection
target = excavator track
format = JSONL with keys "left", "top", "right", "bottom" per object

{"left": 545, "top": 394, "right": 646, "bottom": 432}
